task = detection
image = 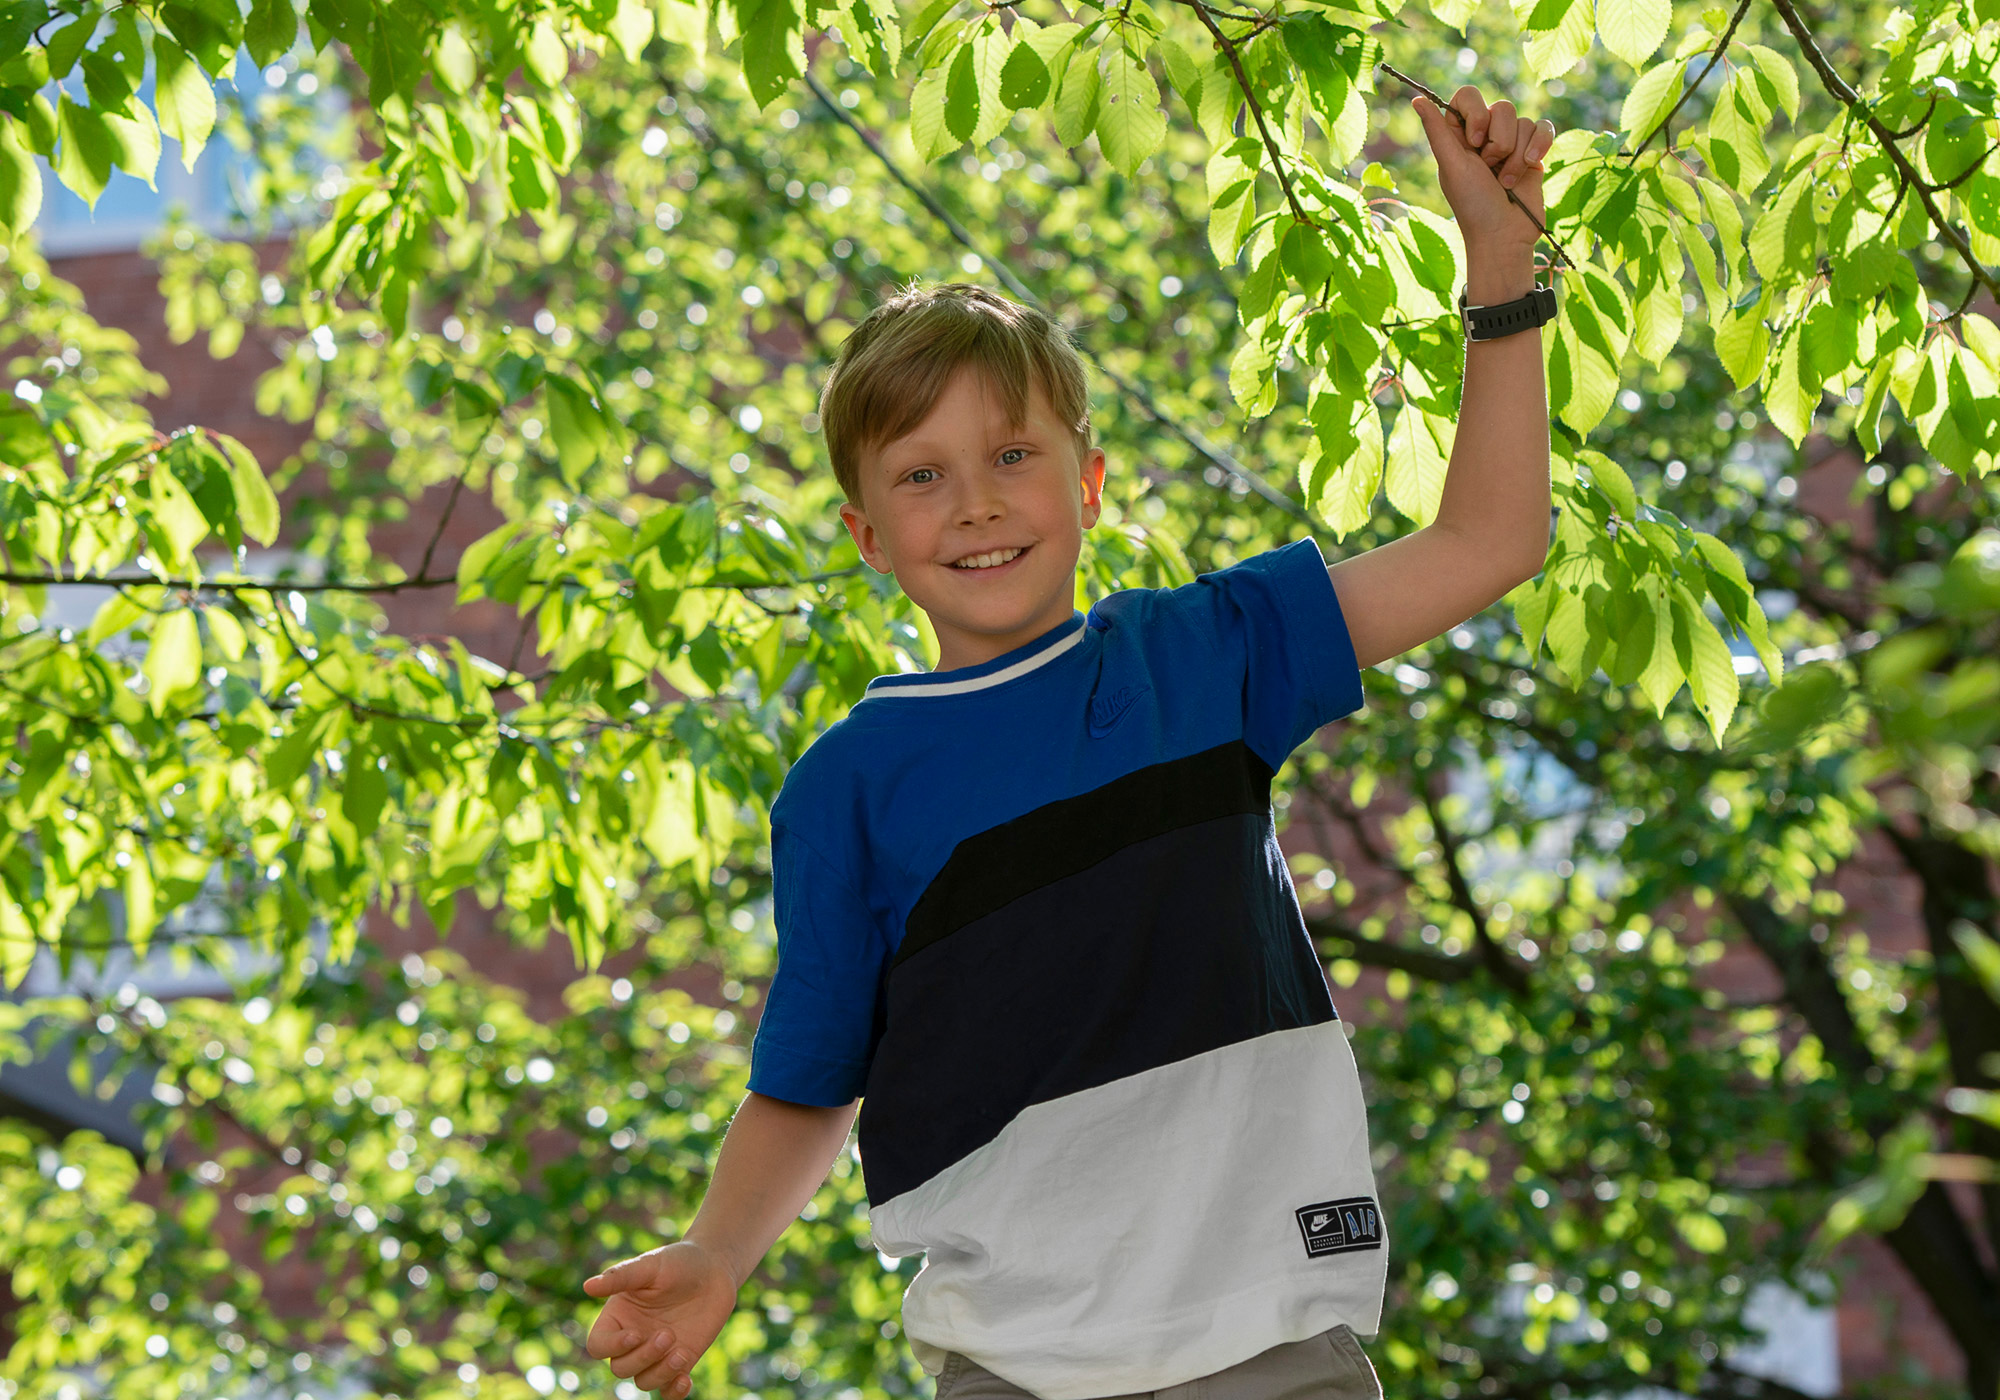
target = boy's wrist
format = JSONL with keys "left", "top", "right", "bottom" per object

{"left": 1461, "top": 242, "right": 1540, "bottom": 306}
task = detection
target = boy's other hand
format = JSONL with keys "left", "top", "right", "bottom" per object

{"left": 1412, "top": 88, "right": 1558, "bottom": 253}
{"left": 583, "top": 1240, "right": 739, "bottom": 1397}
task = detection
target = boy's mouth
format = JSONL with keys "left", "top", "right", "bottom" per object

{"left": 949, "top": 545, "right": 1029, "bottom": 571}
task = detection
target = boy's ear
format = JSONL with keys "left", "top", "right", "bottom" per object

{"left": 1079, "top": 447, "right": 1108, "bottom": 527}
{"left": 839, "top": 500, "right": 895, "bottom": 575}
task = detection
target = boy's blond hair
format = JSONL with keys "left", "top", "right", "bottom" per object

{"left": 818, "top": 281, "right": 1093, "bottom": 503}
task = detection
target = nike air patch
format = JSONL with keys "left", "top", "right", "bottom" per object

{"left": 1294, "top": 1196, "right": 1383, "bottom": 1258}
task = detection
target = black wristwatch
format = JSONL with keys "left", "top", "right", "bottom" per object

{"left": 1458, "top": 283, "right": 1558, "bottom": 341}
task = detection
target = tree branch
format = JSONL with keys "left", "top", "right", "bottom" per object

{"left": 1305, "top": 914, "right": 1481, "bottom": 983}
{"left": 1420, "top": 774, "right": 1532, "bottom": 995}
{"left": 1767, "top": 0, "right": 2000, "bottom": 305}
{"left": 1180, "top": 0, "right": 1315, "bottom": 232}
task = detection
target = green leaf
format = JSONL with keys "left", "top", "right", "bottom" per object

{"left": 969, "top": 24, "right": 1011, "bottom": 144}
{"left": 154, "top": 38, "right": 216, "bottom": 173}
{"left": 525, "top": 15, "right": 568, "bottom": 86}
{"left": 1155, "top": 34, "right": 1201, "bottom": 111}
{"left": 145, "top": 608, "right": 202, "bottom": 715}
{"left": 1580, "top": 449, "right": 1637, "bottom": 521}
{"left": 944, "top": 35, "right": 978, "bottom": 142}
{"left": 432, "top": 23, "right": 477, "bottom": 95}
{"left": 1095, "top": 41, "right": 1163, "bottom": 177}
{"left": 245, "top": 0, "right": 298, "bottom": 68}
{"left": 1711, "top": 294, "right": 1770, "bottom": 393}
{"left": 909, "top": 59, "right": 956, "bottom": 161}
{"left": 0, "top": 115, "right": 40, "bottom": 232}
{"left": 737, "top": 0, "right": 803, "bottom": 108}
{"left": 1746, "top": 167, "right": 1810, "bottom": 280}
{"left": 46, "top": 15, "right": 92, "bottom": 80}
{"left": 124, "top": 854, "right": 157, "bottom": 955}
{"left": 158, "top": 0, "right": 239, "bottom": 79}
{"left": 1619, "top": 57, "right": 1684, "bottom": 140}
{"left": 102, "top": 92, "right": 161, "bottom": 190}
{"left": 1595, "top": 0, "right": 1668, "bottom": 67}
{"left": 1281, "top": 220, "right": 1334, "bottom": 292}
{"left": 54, "top": 94, "right": 116, "bottom": 208}
{"left": 1742, "top": 43, "right": 1798, "bottom": 122}
{"left": 611, "top": 0, "right": 657, "bottom": 61}
{"left": 218, "top": 434, "right": 280, "bottom": 545}
{"left": 1762, "top": 329, "right": 1815, "bottom": 446}
{"left": 1635, "top": 581, "right": 1679, "bottom": 715}
{"left": 1052, "top": 44, "right": 1100, "bottom": 148}
{"left": 1228, "top": 334, "right": 1276, "bottom": 414}
{"left": 1282, "top": 13, "right": 1354, "bottom": 129}
{"left": 1513, "top": 0, "right": 1595, "bottom": 83}
{"left": 1631, "top": 270, "right": 1683, "bottom": 366}
{"left": 998, "top": 36, "right": 1049, "bottom": 110}
{"left": 1553, "top": 277, "right": 1619, "bottom": 435}
{"left": 1678, "top": 589, "right": 1740, "bottom": 741}
{"left": 1385, "top": 405, "right": 1449, "bottom": 526}
{"left": 545, "top": 375, "right": 620, "bottom": 484}
{"left": 1304, "top": 396, "right": 1384, "bottom": 536}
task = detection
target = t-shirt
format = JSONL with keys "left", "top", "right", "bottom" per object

{"left": 745, "top": 537, "right": 1388, "bottom": 1400}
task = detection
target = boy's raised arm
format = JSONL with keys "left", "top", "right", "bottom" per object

{"left": 1326, "top": 85, "right": 1559, "bottom": 672}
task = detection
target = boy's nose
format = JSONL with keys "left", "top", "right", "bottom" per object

{"left": 953, "top": 474, "right": 1006, "bottom": 525}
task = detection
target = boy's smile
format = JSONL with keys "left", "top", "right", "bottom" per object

{"left": 839, "top": 364, "right": 1106, "bottom": 673}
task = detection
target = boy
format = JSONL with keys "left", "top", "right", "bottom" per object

{"left": 584, "top": 84, "right": 1558, "bottom": 1399}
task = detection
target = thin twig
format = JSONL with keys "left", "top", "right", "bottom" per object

{"left": 1183, "top": 0, "right": 1316, "bottom": 232}
{"left": 1626, "top": 0, "right": 1753, "bottom": 164}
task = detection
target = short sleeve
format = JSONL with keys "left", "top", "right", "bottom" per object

{"left": 1185, "top": 536, "right": 1364, "bottom": 768}
{"left": 746, "top": 823, "right": 889, "bottom": 1107}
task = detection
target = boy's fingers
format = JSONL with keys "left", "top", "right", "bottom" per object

{"left": 1526, "top": 118, "right": 1558, "bottom": 166}
{"left": 609, "top": 1330, "right": 676, "bottom": 1380}
{"left": 634, "top": 1351, "right": 693, "bottom": 1393}
{"left": 1449, "top": 85, "right": 1490, "bottom": 148}
{"left": 1497, "top": 117, "right": 1538, "bottom": 187}
{"left": 1481, "top": 100, "right": 1519, "bottom": 167}
{"left": 583, "top": 1257, "right": 650, "bottom": 1295}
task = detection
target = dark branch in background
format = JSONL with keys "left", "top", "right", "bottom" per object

{"left": 1727, "top": 890, "right": 2000, "bottom": 1382}
{"left": 1625, "top": 0, "right": 1754, "bottom": 163}
{"left": 1768, "top": 0, "right": 2000, "bottom": 305}
{"left": 0, "top": 569, "right": 456, "bottom": 594}
{"left": 1180, "top": 0, "right": 1315, "bottom": 230}
{"left": 1420, "top": 774, "right": 1532, "bottom": 995}
{"left": 415, "top": 464, "right": 474, "bottom": 582}
{"left": 801, "top": 68, "right": 1320, "bottom": 529}
{"left": 0, "top": 566, "right": 863, "bottom": 597}
{"left": 1305, "top": 913, "right": 1480, "bottom": 982}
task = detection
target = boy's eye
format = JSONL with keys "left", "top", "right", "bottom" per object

{"left": 907, "top": 467, "right": 937, "bottom": 484}
{"left": 999, "top": 448, "right": 1027, "bottom": 465}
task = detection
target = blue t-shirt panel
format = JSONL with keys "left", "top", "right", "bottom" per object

{"left": 746, "top": 537, "right": 1362, "bottom": 1107}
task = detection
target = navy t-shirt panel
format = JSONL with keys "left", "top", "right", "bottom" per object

{"left": 745, "top": 536, "right": 1363, "bottom": 1114}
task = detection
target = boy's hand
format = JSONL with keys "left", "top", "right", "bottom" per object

{"left": 583, "top": 1240, "right": 739, "bottom": 1397}
{"left": 1411, "top": 88, "right": 1558, "bottom": 254}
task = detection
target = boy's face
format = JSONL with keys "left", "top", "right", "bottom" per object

{"left": 839, "top": 364, "right": 1107, "bottom": 673}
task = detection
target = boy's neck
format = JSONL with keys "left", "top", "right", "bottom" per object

{"left": 929, "top": 600, "right": 1079, "bottom": 673}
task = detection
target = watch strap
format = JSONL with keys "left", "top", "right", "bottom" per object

{"left": 1459, "top": 283, "right": 1557, "bottom": 341}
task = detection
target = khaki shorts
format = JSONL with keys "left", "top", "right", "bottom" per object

{"left": 933, "top": 1325, "right": 1383, "bottom": 1400}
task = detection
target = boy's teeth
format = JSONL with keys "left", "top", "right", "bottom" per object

{"left": 954, "top": 547, "right": 1024, "bottom": 570}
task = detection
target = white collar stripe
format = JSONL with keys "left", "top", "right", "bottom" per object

{"left": 867, "top": 624, "right": 1087, "bottom": 699}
